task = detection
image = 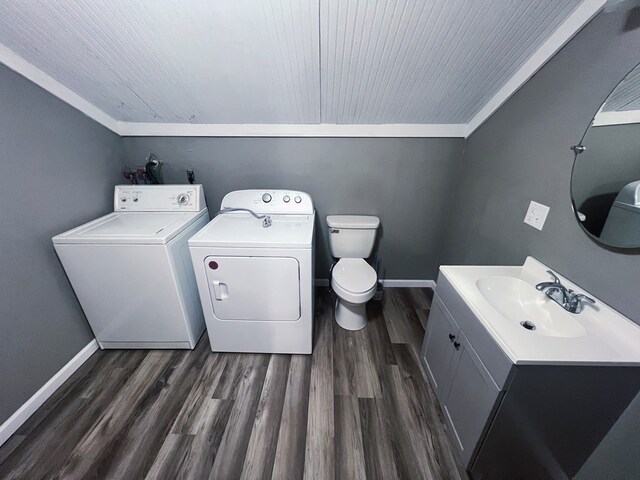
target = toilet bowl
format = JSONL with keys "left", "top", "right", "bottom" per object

{"left": 326, "top": 215, "right": 380, "bottom": 330}
{"left": 331, "top": 258, "right": 377, "bottom": 330}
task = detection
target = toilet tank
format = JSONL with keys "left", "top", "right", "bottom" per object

{"left": 326, "top": 215, "right": 380, "bottom": 258}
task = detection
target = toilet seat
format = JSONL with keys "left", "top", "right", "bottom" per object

{"left": 331, "top": 258, "right": 377, "bottom": 304}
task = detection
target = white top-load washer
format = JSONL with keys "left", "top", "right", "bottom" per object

{"left": 189, "top": 189, "right": 314, "bottom": 354}
{"left": 53, "top": 185, "right": 209, "bottom": 349}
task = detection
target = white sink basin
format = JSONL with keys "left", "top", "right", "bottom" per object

{"left": 439, "top": 257, "right": 640, "bottom": 365}
{"left": 475, "top": 276, "right": 587, "bottom": 338}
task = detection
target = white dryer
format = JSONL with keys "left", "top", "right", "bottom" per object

{"left": 53, "top": 185, "right": 208, "bottom": 349}
{"left": 189, "top": 189, "right": 314, "bottom": 354}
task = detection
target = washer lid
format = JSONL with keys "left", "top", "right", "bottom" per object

{"left": 332, "top": 258, "right": 377, "bottom": 293}
{"left": 189, "top": 212, "right": 315, "bottom": 249}
{"left": 52, "top": 210, "right": 207, "bottom": 245}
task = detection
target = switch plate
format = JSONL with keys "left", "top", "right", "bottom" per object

{"left": 524, "top": 201, "right": 550, "bottom": 231}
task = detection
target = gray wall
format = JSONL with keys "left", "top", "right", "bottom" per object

{"left": 0, "top": 64, "right": 123, "bottom": 424}
{"left": 440, "top": 7, "right": 640, "bottom": 479}
{"left": 572, "top": 122, "right": 640, "bottom": 209}
{"left": 122, "top": 137, "right": 465, "bottom": 280}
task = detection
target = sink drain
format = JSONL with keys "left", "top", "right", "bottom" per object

{"left": 520, "top": 320, "right": 536, "bottom": 331}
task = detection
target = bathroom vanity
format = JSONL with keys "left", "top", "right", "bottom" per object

{"left": 421, "top": 257, "right": 640, "bottom": 479}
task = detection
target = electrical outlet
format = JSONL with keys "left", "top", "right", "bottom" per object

{"left": 524, "top": 201, "right": 550, "bottom": 231}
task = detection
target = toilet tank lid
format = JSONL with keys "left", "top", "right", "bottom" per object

{"left": 326, "top": 215, "right": 380, "bottom": 229}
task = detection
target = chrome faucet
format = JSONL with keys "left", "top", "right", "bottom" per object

{"left": 535, "top": 270, "right": 595, "bottom": 314}
{"left": 566, "top": 293, "right": 596, "bottom": 314}
{"left": 535, "top": 270, "right": 570, "bottom": 305}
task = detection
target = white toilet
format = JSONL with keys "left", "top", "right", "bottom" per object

{"left": 327, "top": 215, "right": 380, "bottom": 330}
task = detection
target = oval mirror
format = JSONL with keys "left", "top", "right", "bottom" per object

{"left": 571, "top": 62, "right": 640, "bottom": 249}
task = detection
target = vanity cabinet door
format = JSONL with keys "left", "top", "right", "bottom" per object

{"left": 421, "top": 295, "right": 460, "bottom": 404}
{"left": 442, "top": 332, "right": 501, "bottom": 467}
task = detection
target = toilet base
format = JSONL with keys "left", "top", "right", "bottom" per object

{"left": 334, "top": 297, "right": 368, "bottom": 331}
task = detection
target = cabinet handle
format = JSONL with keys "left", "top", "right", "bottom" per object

{"left": 453, "top": 341, "right": 461, "bottom": 350}
{"left": 448, "top": 333, "right": 456, "bottom": 342}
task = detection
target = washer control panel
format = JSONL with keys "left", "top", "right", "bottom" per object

{"left": 114, "top": 185, "right": 206, "bottom": 212}
{"left": 221, "top": 189, "right": 314, "bottom": 215}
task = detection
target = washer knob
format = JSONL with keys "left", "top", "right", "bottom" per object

{"left": 283, "top": 195, "right": 290, "bottom": 203}
{"left": 177, "top": 193, "right": 189, "bottom": 205}
{"left": 294, "top": 195, "right": 302, "bottom": 203}
{"left": 262, "top": 193, "right": 272, "bottom": 203}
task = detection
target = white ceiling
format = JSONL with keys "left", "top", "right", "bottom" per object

{"left": 321, "top": 0, "right": 581, "bottom": 124}
{"left": 0, "top": 0, "right": 320, "bottom": 124}
{"left": 0, "top": 0, "right": 605, "bottom": 136}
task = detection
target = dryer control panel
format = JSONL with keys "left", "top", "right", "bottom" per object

{"left": 221, "top": 189, "right": 314, "bottom": 215}
{"left": 114, "top": 185, "right": 206, "bottom": 212}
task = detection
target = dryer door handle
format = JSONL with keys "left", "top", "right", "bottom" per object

{"left": 212, "top": 281, "right": 229, "bottom": 300}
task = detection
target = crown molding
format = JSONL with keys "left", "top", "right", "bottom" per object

{"left": 0, "top": 43, "right": 120, "bottom": 133}
{"left": 116, "top": 121, "right": 467, "bottom": 138}
{"left": 465, "top": 0, "right": 606, "bottom": 137}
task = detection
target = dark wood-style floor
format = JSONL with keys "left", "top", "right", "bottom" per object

{"left": 0, "top": 288, "right": 467, "bottom": 479}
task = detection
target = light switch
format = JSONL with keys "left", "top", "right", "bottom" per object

{"left": 524, "top": 201, "right": 550, "bottom": 231}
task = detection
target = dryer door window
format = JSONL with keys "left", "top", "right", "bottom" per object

{"left": 204, "top": 256, "right": 301, "bottom": 321}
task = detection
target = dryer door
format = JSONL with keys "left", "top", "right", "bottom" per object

{"left": 204, "top": 256, "right": 301, "bottom": 321}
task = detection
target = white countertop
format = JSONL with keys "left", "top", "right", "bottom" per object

{"left": 440, "top": 257, "right": 640, "bottom": 366}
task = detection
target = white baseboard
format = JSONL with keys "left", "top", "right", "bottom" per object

{"left": 314, "top": 278, "right": 435, "bottom": 288}
{"left": 0, "top": 339, "right": 99, "bottom": 447}
{"left": 381, "top": 279, "right": 436, "bottom": 288}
